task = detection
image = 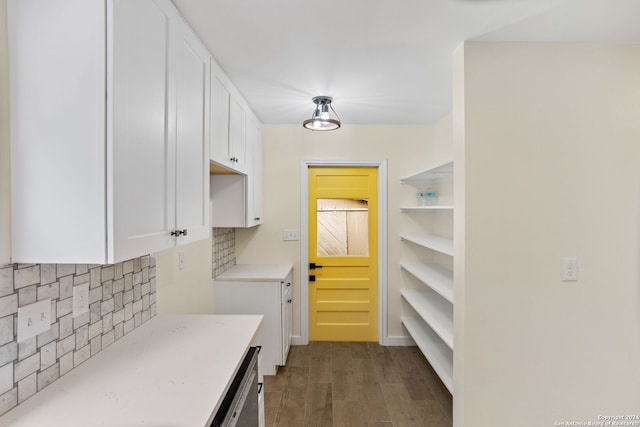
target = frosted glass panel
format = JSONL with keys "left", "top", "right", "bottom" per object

{"left": 316, "top": 199, "right": 368, "bottom": 257}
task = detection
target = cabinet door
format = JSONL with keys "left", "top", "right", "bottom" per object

{"left": 210, "top": 73, "right": 232, "bottom": 168}
{"left": 282, "top": 278, "right": 293, "bottom": 365}
{"left": 8, "top": 0, "right": 107, "bottom": 263}
{"left": 111, "top": 0, "right": 175, "bottom": 262}
{"left": 253, "top": 123, "right": 263, "bottom": 224}
{"left": 172, "top": 19, "right": 210, "bottom": 244}
{"left": 245, "top": 114, "right": 263, "bottom": 227}
{"left": 229, "top": 97, "right": 247, "bottom": 172}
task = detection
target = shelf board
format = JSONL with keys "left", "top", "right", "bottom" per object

{"left": 401, "top": 289, "right": 453, "bottom": 349}
{"left": 400, "top": 262, "right": 454, "bottom": 304}
{"left": 400, "top": 234, "right": 454, "bottom": 256}
{"left": 400, "top": 206, "right": 454, "bottom": 213}
{"left": 400, "top": 161, "right": 453, "bottom": 184}
{"left": 401, "top": 316, "right": 453, "bottom": 393}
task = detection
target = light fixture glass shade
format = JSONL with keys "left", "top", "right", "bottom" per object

{"left": 303, "top": 96, "right": 341, "bottom": 131}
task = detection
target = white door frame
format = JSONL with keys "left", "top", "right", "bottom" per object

{"left": 299, "top": 159, "right": 388, "bottom": 345}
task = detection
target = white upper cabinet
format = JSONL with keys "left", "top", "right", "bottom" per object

{"left": 210, "top": 110, "right": 262, "bottom": 229}
{"left": 209, "top": 56, "right": 263, "bottom": 227}
{"left": 209, "top": 62, "right": 249, "bottom": 174}
{"left": 8, "top": 0, "right": 209, "bottom": 264}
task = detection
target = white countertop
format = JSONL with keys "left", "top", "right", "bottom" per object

{"left": 0, "top": 314, "right": 263, "bottom": 427}
{"left": 215, "top": 264, "right": 293, "bottom": 281}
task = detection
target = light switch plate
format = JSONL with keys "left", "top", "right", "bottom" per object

{"left": 561, "top": 257, "right": 578, "bottom": 281}
{"left": 283, "top": 229, "right": 299, "bottom": 241}
{"left": 73, "top": 282, "right": 90, "bottom": 317}
{"left": 17, "top": 299, "right": 51, "bottom": 342}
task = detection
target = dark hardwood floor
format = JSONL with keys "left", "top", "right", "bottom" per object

{"left": 264, "top": 342, "right": 453, "bottom": 427}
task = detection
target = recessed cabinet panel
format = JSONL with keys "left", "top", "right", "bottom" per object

{"left": 229, "top": 98, "right": 247, "bottom": 173}
{"left": 8, "top": 0, "right": 107, "bottom": 263}
{"left": 112, "top": 0, "right": 175, "bottom": 261}
{"left": 210, "top": 74, "right": 231, "bottom": 168}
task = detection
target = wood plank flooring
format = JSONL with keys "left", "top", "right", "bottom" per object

{"left": 264, "top": 342, "right": 452, "bottom": 427}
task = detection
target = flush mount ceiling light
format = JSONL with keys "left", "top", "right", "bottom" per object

{"left": 303, "top": 96, "right": 341, "bottom": 131}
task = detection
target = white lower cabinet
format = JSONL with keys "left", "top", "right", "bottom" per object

{"left": 214, "top": 265, "right": 293, "bottom": 376}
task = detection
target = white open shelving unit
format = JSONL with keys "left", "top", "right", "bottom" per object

{"left": 399, "top": 205, "right": 454, "bottom": 213}
{"left": 399, "top": 161, "right": 453, "bottom": 184}
{"left": 400, "top": 262, "right": 453, "bottom": 304}
{"left": 400, "top": 234, "right": 454, "bottom": 257}
{"left": 399, "top": 160, "right": 454, "bottom": 394}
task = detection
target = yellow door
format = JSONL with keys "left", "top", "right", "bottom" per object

{"left": 308, "top": 167, "right": 378, "bottom": 341}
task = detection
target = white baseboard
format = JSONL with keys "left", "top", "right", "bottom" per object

{"left": 384, "top": 335, "right": 416, "bottom": 346}
{"left": 291, "top": 335, "right": 305, "bottom": 346}
{"left": 290, "top": 335, "right": 416, "bottom": 346}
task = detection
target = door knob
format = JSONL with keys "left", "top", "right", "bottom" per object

{"left": 309, "top": 262, "right": 323, "bottom": 270}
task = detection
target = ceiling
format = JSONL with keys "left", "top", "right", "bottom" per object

{"left": 172, "top": 0, "right": 640, "bottom": 126}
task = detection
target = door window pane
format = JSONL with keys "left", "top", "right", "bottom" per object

{"left": 317, "top": 198, "right": 368, "bottom": 256}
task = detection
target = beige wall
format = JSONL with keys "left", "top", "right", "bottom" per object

{"left": 235, "top": 124, "right": 451, "bottom": 340}
{"left": 452, "top": 44, "right": 467, "bottom": 426}
{"left": 457, "top": 42, "right": 640, "bottom": 425}
{"left": 0, "top": 0, "right": 10, "bottom": 266}
{"left": 155, "top": 237, "right": 214, "bottom": 314}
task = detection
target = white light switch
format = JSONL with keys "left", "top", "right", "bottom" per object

{"left": 17, "top": 299, "right": 51, "bottom": 342}
{"left": 283, "top": 229, "right": 299, "bottom": 241}
{"left": 73, "top": 282, "right": 90, "bottom": 317}
{"left": 561, "top": 257, "right": 578, "bottom": 281}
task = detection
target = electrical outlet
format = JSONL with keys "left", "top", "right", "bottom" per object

{"left": 561, "top": 257, "right": 578, "bottom": 281}
{"left": 73, "top": 282, "right": 90, "bottom": 317}
{"left": 17, "top": 299, "right": 51, "bottom": 342}
{"left": 283, "top": 229, "right": 299, "bottom": 241}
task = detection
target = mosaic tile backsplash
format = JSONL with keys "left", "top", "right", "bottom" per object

{"left": 212, "top": 228, "right": 236, "bottom": 277}
{"left": 0, "top": 256, "right": 157, "bottom": 416}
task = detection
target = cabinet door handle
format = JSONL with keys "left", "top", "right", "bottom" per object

{"left": 287, "top": 299, "right": 292, "bottom": 303}
{"left": 286, "top": 282, "right": 291, "bottom": 287}
{"left": 254, "top": 217, "right": 260, "bottom": 221}
{"left": 309, "top": 263, "right": 323, "bottom": 270}
{"left": 171, "top": 229, "right": 187, "bottom": 236}
{"left": 258, "top": 383, "right": 263, "bottom": 394}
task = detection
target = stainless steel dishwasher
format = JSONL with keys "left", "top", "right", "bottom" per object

{"left": 211, "top": 346, "right": 260, "bottom": 427}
